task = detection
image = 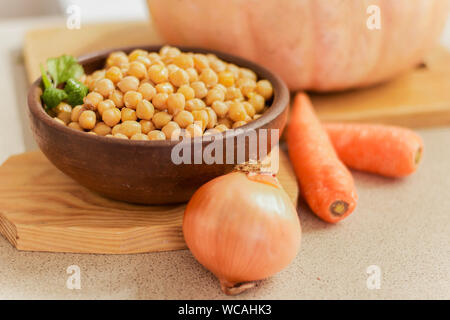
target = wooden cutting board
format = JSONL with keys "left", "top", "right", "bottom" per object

{"left": 23, "top": 22, "right": 450, "bottom": 128}
{"left": 0, "top": 151, "right": 298, "bottom": 254}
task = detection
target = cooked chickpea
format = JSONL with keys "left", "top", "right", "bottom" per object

{"left": 174, "top": 110, "right": 194, "bottom": 128}
{"left": 148, "top": 130, "right": 166, "bottom": 141}
{"left": 148, "top": 64, "right": 168, "bottom": 84}
{"left": 56, "top": 103, "right": 72, "bottom": 124}
{"left": 68, "top": 122, "right": 83, "bottom": 131}
{"left": 135, "top": 55, "right": 152, "bottom": 68}
{"left": 205, "top": 107, "right": 217, "bottom": 129}
{"left": 248, "top": 92, "right": 265, "bottom": 113}
{"left": 97, "top": 99, "right": 115, "bottom": 116}
{"left": 131, "top": 133, "right": 149, "bottom": 141}
{"left": 140, "top": 119, "right": 155, "bottom": 134}
{"left": 129, "top": 49, "right": 148, "bottom": 62}
{"left": 232, "top": 120, "right": 247, "bottom": 129}
{"left": 152, "top": 93, "right": 169, "bottom": 110}
{"left": 123, "top": 91, "right": 143, "bottom": 109}
{"left": 191, "top": 81, "right": 208, "bottom": 99}
{"left": 218, "top": 70, "right": 235, "bottom": 87}
{"left": 226, "top": 63, "right": 240, "bottom": 79}
{"left": 106, "top": 51, "right": 128, "bottom": 68}
{"left": 256, "top": 79, "right": 273, "bottom": 100}
{"left": 152, "top": 111, "right": 172, "bottom": 129}
{"left": 205, "top": 88, "right": 225, "bottom": 105}
{"left": 237, "top": 78, "right": 256, "bottom": 97}
{"left": 136, "top": 100, "right": 155, "bottom": 120}
{"left": 92, "top": 70, "right": 106, "bottom": 81}
{"left": 186, "top": 123, "right": 203, "bottom": 138}
{"left": 114, "top": 133, "right": 128, "bottom": 139}
{"left": 121, "top": 107, "right": 137, "bottom": 122}
{"left": 84, "top": 91, "right": 103, "bottom": 108}
{"left": 162, "top": 121, "right": 181, "bottom": 140}
{"left": 214, "top": 83, "right": 227, "bottom": 93}
{"left": 242, "top": 101, "right": 256, "bottom": 118}
{"left": 209, "top": 59, "right": 226, "bottom": 73}
{"left": 228, "top": 101, "right": 248, "bottom": 122}
{"left": 119, "top": 120, "right": 141, "bottom": 138}
{"left": 169, "top": 68, "right": 189, "bottom": 87}
{"left": 102, "top": 107, "right": 121, "bottom": 127}
{"left": 185, "top": 98, "right": 206, "bottom": 111}
{"left": 193, "top": 54, "right": 209, "bottom": 71}
{"left": 217, "top": 117, "right": 232, "bottom": 129}
{"left": 112, "top": 124, "right": 121, "bottom": 135}
{"left": 214, "top": 124, "right": 228, "bottom": 132}
{"left": 105, "top": 66, "right": 123, "bottom": 83}
{"left": 138, "top": 82, "right": 156, "bottom": 101}
{"left": 185, "top": 68, "right": 199, "bottom": 82}
{"left": 167, "top": 93, "right": 186, "bottom": 115}
{"left": 94, "top": 78, "right": 115, "bottom": 97}
{"left": 173, "top": 54, "right": 194, "bottom": 69}
{"left": 79, "top": 110, "right": 97, "bottom": 130}
{"left": 211, "top": 101, "right": 229, "bottom": 118}
{"left": 199, "top": 68, "right": 218, "bottom": 87}
{"left": 167, "top": 64, "right": 179, "bottom": 74}
{"left": 92, "top": 122, "right": 112, "bottom": 136}
{"left": 155, "top": 82, "right": 174, "bottom": 94}
{"left": 118, "top": 76, "right": 139, "bottom": 92}
{"left": 55, "top": 102, "right": 72, "bottom": 114}
{"left": 128, "top": 61, "right": 147, "bottom": 79}
{"left": 239, "top": 67, "right": 257, "bottom": 81}
{"left": 225, "top": 86, "right": 243, "bottom": 101}
{"left": 160, "top": 46, "right": 181, "bottom": 63}
{"left": 177, "top": 85, "right": 195, "bottom": 100}
{"left": 192, "top": 109, "right": 208, "bottom": 131}
{"left": 204, "top": 128, "right": 220, "bottom": 136}
{"left": 109, "top": 89, "right": 124, "bottom": 108}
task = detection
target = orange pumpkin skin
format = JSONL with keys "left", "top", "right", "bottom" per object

{"left": 148, "top": 0, "right": 450, "bottom": 92}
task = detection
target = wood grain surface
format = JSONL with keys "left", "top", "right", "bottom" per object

{"left": 0, "top": 150, "right": 298, "bottom": 254}
{"left": 23, "top": 22, "right": 450, "bottom": 128}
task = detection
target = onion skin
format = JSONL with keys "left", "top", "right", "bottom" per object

{"left": 183, "top": 171, "right": 301, "bottom": 295}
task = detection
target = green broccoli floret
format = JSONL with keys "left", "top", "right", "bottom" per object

{"left": 64, "top": 78, "right": 88, "bottom": 106}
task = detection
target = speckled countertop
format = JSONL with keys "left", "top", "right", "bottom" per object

{"left": 0, "top": 18, "right": 449, "bottom": 300}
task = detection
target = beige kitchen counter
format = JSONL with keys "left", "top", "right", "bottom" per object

{"left": 1, "top": 127, "right": 449, "bottom": 299}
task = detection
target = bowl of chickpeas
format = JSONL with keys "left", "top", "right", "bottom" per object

{"left": 27, "top": 45, "right": 289, "bottom": 204}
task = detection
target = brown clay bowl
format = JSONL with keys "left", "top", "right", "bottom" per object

{"left": 27, "top": 45, "right": 289, "bottom": 205}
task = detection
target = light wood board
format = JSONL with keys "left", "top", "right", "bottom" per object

{"left": 0, "top": 151, "right": 298, "bottom": 254}
{"left": 23, "top": 22, "right": 450, "bottom": 129}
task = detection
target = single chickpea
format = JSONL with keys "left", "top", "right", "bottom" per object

{"left": 239, "top": 67, "right": 257, "bottom": 81}
{"left": 209, "top": 59, "right": 226, "bottom": 73}
{"left": 160, "top": 46, "right": 181, "bottom": 62}
{"left": 214, "top": 83, "right": 227, "bottom": 94}
{"left": 118, "top": 76, "right": 140, "bottom": 92}
{"left": 131, "top": 133, "right": 149, "bottom": 141}
{"left": 148, "top": 52, "right": 161, "bottom": 63}
{"left": 226, "top": 63, "right": 240, "bottom": 79}
{"left": 92, "top": 122, "right": 112, "bottom": 136}
{"left": 68, "top": 122, "right": 83, "bottom": 131}
{"left": 166, "top": 93, "right": 186, "bottom": 115}
{"left": 225, "top": 86, "right": 243, "bottom": 101}
{"left": 84, "top": 76, "right": 96, "bottom": 91}
{"left": 156, "top": 82, "right": 174, "bottom": 94}
{"left": 256, "top": 79, "right": 273, "bottom": 100}
{"left": 205, "top": 107, "right": 217, "bottom": 129}
{"left": 152, "top": 111, "right": 172, "bottom": 129}
{"left": 148, "top": 130, "right": 166, "bottom": 141}
{"left": 242, "top": 101, "right": 256, "bottom": 118}
{"left": 102, "top": 108, "right": 121, "bottom": 127}
{"left": 140, "top": 119, "right": 155, "bottom": 134}
{"left": 56, "top": 103, "right": 72, "bottom": 124}
{"left": 185, "top": 98, "right": 206, "bottom": 111}
{"left": 55, "top": 102, "right": 72, "bottom": 114}
{"left": 84, "top": 91, "right": 103, "bottom": 108}
{"left": 248, "top": 92, "right": 265, "bottom": 113}
{"left": 169, "top": 69, "right": 189, "bottom": 88}
{"left": 232, "top": 120, "right": 247, "bottom": 129}
{"left": 105, "top": 66, "right": 123, "bottom": 83}
{"left": 217, "top": 117, "right": 232, "bottom": 129}
{"left": 174, "top": 110, "right": 194, "bottom": 128}
{"left": 228, "top": 101, "right": 248, "bottom": 122}
{"left": 186, "top": 123, "right": 203, "bottom": 138}
{"left": 237, "top": 78, "right": 257, "bottom": 97}
{"left": 152, "top": 93, "right": 169, "bottom": 110}
{"left": 97, "top": 99, "right": 115, "bottom": 116}
{"left": 112, "top": 124, "right": 121, "bottom": 135}
{"left": 173, "top": 54, "right": 194, "bottom": 69}
{"left": 106, "top": 51, "right": 128, "bottom": 68}
{"left": 211, "top": 101, "right": 229, "bottom": 118}
{"left": 191, "top": 110, "right": 209, "bottom": 131}
{"left": 199, "top": 68, "right": 218, "bottom": 87}
{"left": 71, "top": 105, "right": 86, "bottom": 122}
{"left": 148, "top": 64, "right": 168, "bottom": 84}
{"left": 78, "top": 110, "right": 97, "bottom": 130}
{"left": 128, "top": 61, "right": 147, "bottom": 79}
{"left": 214, "top": 124, "right": 229, "bottom": 132}
{"left": 94, "top": 78, "right": 115, "bottom": 97}
{"left": 138, "top": 82, "right": 157, "bottom": 101}
{"left": 113, "top": 133, "right": 129, "bottom": 139}
{"left": 121, "top": 107, "right": 137, "bottom": 122}
{"left": 185, "top": 68, "right": 199, "bottom": 82}
{"left": 91, "top": 70, "right": 106, "bottom": 81}
{"left": 193, "top": 54, "right": 209, "bottom": 71}
{"left": 162, "top": 121, "right": 181, "bottom": 140}
{"left": 205, "top": 88, "right": 225, "bottom": 105}
{"left": 119, "top": 120, "right": 141, "bottom": 138}
{"left": 136, "top": 100, "right": 155, "bottom": 120}
{"left": 129, "top": 49, "right": 148, "bottom": 62}
{"left": 177, "top": 85, "right": 195, "bottom": 100}
{"left": 167, "top": 64, "right": 179, "bottom": 74}
{"left": 109, "top": 89, "right": 124, "bottom": 108}
{"left": 123, "top": 91, "right": 143, "bottom": 109}
{"left": 191, "top": 81, "right": 208, "bottom": 99}
{"left": 135, "top": 55, "right": 152, "bottom": 68}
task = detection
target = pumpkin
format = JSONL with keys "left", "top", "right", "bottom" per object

{"left": 148, "top": 0, "right": 450, "bottom": 91}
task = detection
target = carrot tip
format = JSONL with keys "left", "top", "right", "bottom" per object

{"left": 329, "top": 200, "right": 348, "bottom": 216}
{"left": 415, "top": 147, "right": 423, "bottom": 166}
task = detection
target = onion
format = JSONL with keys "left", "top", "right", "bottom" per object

{"left": 183, "top": 170, "right": 302, "bottom": 295}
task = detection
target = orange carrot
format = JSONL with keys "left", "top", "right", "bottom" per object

{"left": 324, "top": 123, "right": 423, "bottom": 178}
{"left": 287, "top": 93, "right": 357, "bottom": 223}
